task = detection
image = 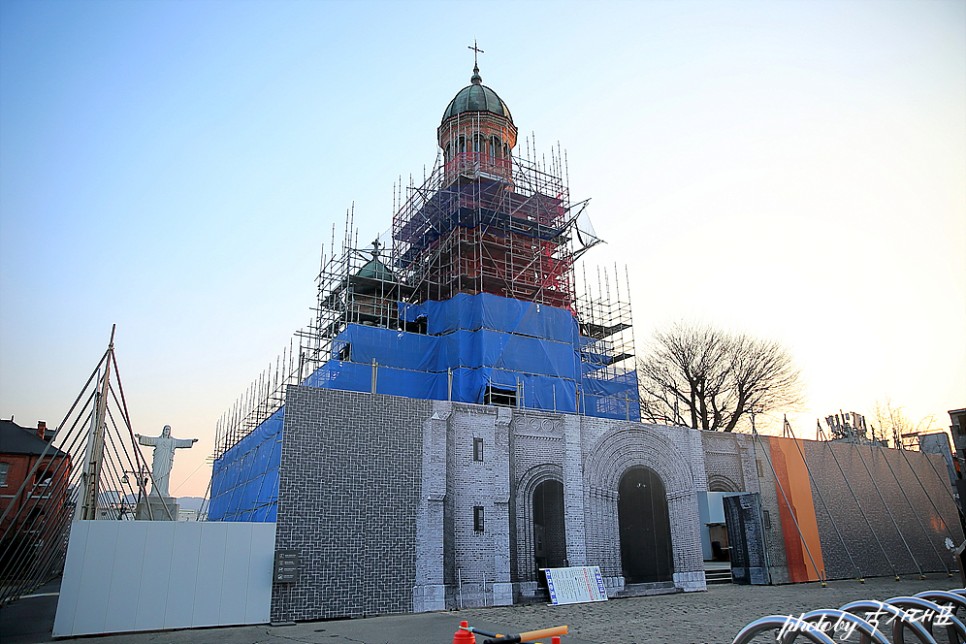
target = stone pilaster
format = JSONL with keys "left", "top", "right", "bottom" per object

{"left": 413, "top": 402, "right": 451, "bottom": 611}
{"left": 562, "top": 414, "right": 586, "bottom": 566}
{"left": 491, "top": 406, "right": 513, "bottom": 606}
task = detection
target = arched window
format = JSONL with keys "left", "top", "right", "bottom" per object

{"left": 473, "top": 134, "right": 482, "bottom": 153}
{"left": 489, "top": 136, "right": 498, "bottom": 158}
{"left": 458, "top": 136, "right": 466, "bottom": 153}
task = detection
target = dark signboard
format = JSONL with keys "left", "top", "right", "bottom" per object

{"left": 274, "top": 549, "right": 299, "bottom": 583}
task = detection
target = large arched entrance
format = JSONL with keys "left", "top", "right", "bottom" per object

{"left": 618, "top": 467, "right": 673, "bottom": 583}
{"left": 533, "top": 480, "right": 567, "bottom": 569}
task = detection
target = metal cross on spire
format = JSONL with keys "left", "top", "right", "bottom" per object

{"left": 468, "top": 39, "right": 484, "bottom": 84}
{"left": 468, "top": 39, "right": 484, "bottom": 67}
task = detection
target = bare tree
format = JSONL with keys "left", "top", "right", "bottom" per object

{"left": 871, "top": 400, "right": 939, "bottom": 449}
{"left": 638, "top": 322, "right": 802, "bottom": 431}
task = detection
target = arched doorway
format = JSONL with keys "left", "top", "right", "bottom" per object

{"left": 533, "top": 480, "right": 567, "bottom": 569}
{"left": 708, "top": 475, "right": 741, "bottom": 493}
{"left": 618, "top": 467, "right": 673, "bottom": 583}
{"left": 705, "top": 478, "right": 741, "bottom": 563}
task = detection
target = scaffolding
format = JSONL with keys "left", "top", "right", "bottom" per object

{"left": 393, "top": 142, "right": 584, "bottom": 309}
{"left": 211, "top": 340, "right": 302, "bottom": 461}
{"left": 574, "top": 263, "right": 638, "bottom": 418}
{"left": 210, "top": 208, "right": 389, "bottom": 460}
{"left": 211, "top": 144, "right": 639, "bottom": 463}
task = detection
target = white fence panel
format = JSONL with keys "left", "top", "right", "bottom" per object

{"left": 54, "top": 521, "right": 275, "bottom": 637}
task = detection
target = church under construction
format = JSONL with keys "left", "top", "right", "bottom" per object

{"left": 207, "top": 57, "right": 639, "bottom": 524}
{"left": 193, "top": 59, "right": 963, "bottom": 624}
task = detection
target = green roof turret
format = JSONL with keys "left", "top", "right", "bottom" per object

{"left": 440, "top": 73, "right": 513, "bottom": 124}
{"left": 441, "top": 41, "right": 512, "bottom": 124}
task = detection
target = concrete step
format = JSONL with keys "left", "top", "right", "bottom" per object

{"left": 705, "top": 569, "right": 733, "bottom": 585}
{"left": 615, "top": 581, "right": 681, "bottom": 597}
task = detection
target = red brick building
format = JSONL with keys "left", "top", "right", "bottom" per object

{"left": 0, "top": 419, "right": 71, "bottom": 567}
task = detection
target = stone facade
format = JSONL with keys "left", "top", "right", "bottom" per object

{"left": 700, "top": 431, "right": 759, "bottom": 495}
{"left": 270, "top": 387, "right": 963, "bottom": 621}
{"left": 273, "top": 387, "right": 710, "bottom": 620}
{"left": 577, "top": 418, "right": 707, "bottom": 593}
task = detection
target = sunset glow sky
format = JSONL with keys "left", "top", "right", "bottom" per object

{"left": 1, "top": 0, "right": 963, "bottom": 498}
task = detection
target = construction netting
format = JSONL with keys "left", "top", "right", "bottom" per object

{"left": 305, "top": 292, "right": 639, "bottom": 419}
{"left": 209, "top": 292, "right": 638, "bottom": 523}
{"left": 207, "top": 407, "right": 282, "bottom": 522}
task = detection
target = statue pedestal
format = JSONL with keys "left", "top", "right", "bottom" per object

{"left": 136, "top": 495, "right": 180, "bottom": 521}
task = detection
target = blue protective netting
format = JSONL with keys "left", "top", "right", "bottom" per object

{"left": 208, "top": 293, "right": 639, "bottom": 522}
{"left": 399, "top": 293, "right": 578, "bottom": 340}
{"left": 304, "top": 293, "right": 638, "bottom": 418}
{"left": 208, "top": 407, "right": 282, "bottom": 522}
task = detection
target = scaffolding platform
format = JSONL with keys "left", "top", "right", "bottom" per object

{"left": 209, "top": 144, "right": 640, "bottom": 522}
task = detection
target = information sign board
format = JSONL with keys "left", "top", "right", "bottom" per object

{"left": 543, "top": 566, "right": 607, "bottom": 605}
{"left": 274, "top": 549, "right": 299, "bottom": 583}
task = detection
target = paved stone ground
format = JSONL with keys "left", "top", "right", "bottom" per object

{"left": 452, "top": 577, "right": 956, "bottom": 643}
{"left": 5, "top": 576, "right": 960, "bottom": 644}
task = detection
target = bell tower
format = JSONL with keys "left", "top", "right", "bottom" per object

{"left": 437, "top": 43, "right": 518, "bottom": 184}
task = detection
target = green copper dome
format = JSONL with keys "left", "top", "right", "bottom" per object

{"left": 441, "top": 66, "right": 513, "bottom": 124}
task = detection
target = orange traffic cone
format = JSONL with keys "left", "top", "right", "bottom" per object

{"left": 453, "top": 620, "right": 476, "bottom": 644}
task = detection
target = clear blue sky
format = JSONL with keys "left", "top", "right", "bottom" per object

{"left": 2, "top": 0, "right": 964, "bottom": 497}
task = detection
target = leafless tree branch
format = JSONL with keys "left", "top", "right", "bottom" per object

{"left": 638, "top": 322, "right": 802, "bottom": 432}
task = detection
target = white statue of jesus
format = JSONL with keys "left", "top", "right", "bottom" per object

{"left": 136, "top": 425, "right": 197, "bottom": 498}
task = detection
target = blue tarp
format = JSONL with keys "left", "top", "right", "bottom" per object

{"left": 208, "top": 407, "right": 282, "bottom": 522}
{"left": 581, "top": 371, "right": 641, "bottom": 420}
{"left": 304, "top": 360, "right": 445, "bottom": 400}
{"left": 209, "top": 292, "right": 639, "bottom": 523}
{"left": 306, "top": 293, "right": 637, "bottom": 419}
{"left": 400, "top": 292, "right": 578, "bottom": 341}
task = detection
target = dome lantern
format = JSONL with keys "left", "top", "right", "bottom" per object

{"left": 438, "top": 43, "right": 519, "bottom": 182}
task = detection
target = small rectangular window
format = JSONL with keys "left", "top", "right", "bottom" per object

{"left": 473, "top": 506, "right": 485, "bottom": 533}
{"left": 756, "top": 459, "right": 764, "bottom": 478}
{"left": 762, "top": 509, "right": 772, "bottom": 530}
{"left": 484, "top": 385, "right": 516, "bottom": 407}
{"left": 473, "top": 438, "right": 484, "bottom": 462}
{"left": 0, "top": 462, "right": 9, "bottom": 487}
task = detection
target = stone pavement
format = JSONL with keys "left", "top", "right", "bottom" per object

{"left": 3, "top": 576, "right": 958, "bottom": 644}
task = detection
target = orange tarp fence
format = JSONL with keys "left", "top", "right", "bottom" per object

{"left": 768, "top": 436, "right": 825, "bottom": 582}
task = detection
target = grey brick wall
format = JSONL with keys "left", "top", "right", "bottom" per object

{"left": 804, "top": 441, "right": 963, "bottom": 579}
{"left": 269, "top": 387, "right": 957, "bottom": 619}
{"left": 270, "top": 387, "right": 431, "bottom": 622}
{"left": 730, "top": 434, "right": 963, "bottom": 583}
{"left": 443, "top": 404, "right": 515, "bottom": 607}
{"left": 579, "top": 420, "right": 707, "bottom": 592}
{"left": 701, "top": 431, "right": 759, "bottom": 494}
{"left": 439, "top": 409, "right": 710, "bottom": 599}
{"left": 510, "top": 411, "right": 569, "bottom": 585}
